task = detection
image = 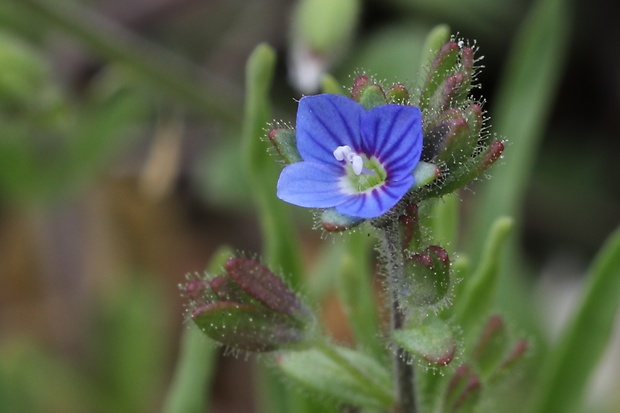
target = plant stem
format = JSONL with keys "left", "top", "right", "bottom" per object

{"left": 377, "top": 218, "right": 418, "bottom": 413}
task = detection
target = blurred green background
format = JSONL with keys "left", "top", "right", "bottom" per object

{"left": 0, "top": 0, "right": 618, "bottom": 412}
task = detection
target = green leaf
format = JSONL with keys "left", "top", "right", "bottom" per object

{"left": 243, "top": 43, "right": 309, "bottom": 413}
{"left": 162, "top": 247, "right": 232, "bottom": 413}
{"left": 243, "top": 43, "right": 303, "bottom": 284}
{"left": 468, "top": 0, "right": 573, "bottom": 262}
{"left": 528, "top": 225, "right": 620, "bottom": 413}
{"left": 416, "top": 24, "right": 450, "bottom": 91}
{"left": 161, "top": 326, "right": 217, "bottom": 413}
{"left": 393, "top": 315, "right": 456, "bottom": 366}
{"left": 94, "top": 276, "right": 169, "bottom": 413}
{"left": 454, "top": 217, "right": 513, "bottom": 336}
{"left": 277, "top": 344, "right": 394, "bottom": 409}
{"left": 430, "top": 193, "right": 459, "bottom": 253}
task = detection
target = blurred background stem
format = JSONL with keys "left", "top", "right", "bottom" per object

{"left": 5, "top": 0, "right": 244, "bottom": 123}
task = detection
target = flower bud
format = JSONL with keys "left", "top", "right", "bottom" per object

{"left": 267, "top": 127, "right": 302, "bottom": 164}
{"left": 358, "top": 83, "right": 387, "bottom": 110}
{"left": 192, "top": 302, "right": 307, "bottom": 352}
{"left": 403, "top": 245, "right": 451, "bottom": 307}
{"left": 423, "top": 42, "right": 477, "bottom": 115}
{"left": 436, "top": 117, "right": 473, "bottom": 168}
{"left": 224, "top": 257, "right": 310, "bottom": 320}
{"left": 351, "top": 74, "right": 371, "bottom": 101}
{"left": 183, "top": 257, "right": 314, "bottom": 352}
{"left": 350, "top": 75, "right": 390, "bottom": 109}
{"left": 477, "top": 140, "right": 505, "bottom": 171}
{"left": 419, "top": 41, "right": 460, "bottom": 111}
{"left": 386, "top": 83, "right": 409, "bottom": 104}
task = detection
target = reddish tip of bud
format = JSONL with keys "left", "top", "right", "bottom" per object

{"left": 428, "top": 245, "right": 450, "bottom": 264}
{"left": 500, "top": 339, "right": 528, "bottom": 371}
{"left": 481, "top": 141, "right": 504, "bottom": 169}
{"left": 411, "top": 252, "right": 432, "bottom": 267}
{"left": 351, "top": 75, "right": 371, "bottom": 101}
{"left": 225, "top": 257, "right": 303, "bottom": 318}
{"left": 429, "top": 345, "right": 456, "bottom": 366}
{"left": 432, "top": 42, "right": 460, "bottom": 71}
{"left": 267, "top": 128, "right": 279, "bottom": 141}
{"left": 180, "top": 279, "right": 209, "bottom": 301}
{"left": 322, "top": 222, "right": 349, "bottom": 232}
{"left": 474, "top": 315, "right": 505, "bottom": 356}
{"left": 399, "top": 203, "right": 418, "bottom": 249}
{"left": 460, "top": 47, "right": 475, "bottom": 74}
{"left": 208, "top": 275, "right": 246, "bottom": 302}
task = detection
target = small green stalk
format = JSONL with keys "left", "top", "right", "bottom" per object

{"left": 376, "top": 217, "right": 418, "bottom": 413}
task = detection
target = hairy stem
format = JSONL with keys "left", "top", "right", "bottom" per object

{"left": 377, "top": 219, "right": 418, "bottom": 413}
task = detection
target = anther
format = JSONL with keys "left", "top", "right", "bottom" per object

{"left": 333, "top": 145, "right": 364, "bottom": 176}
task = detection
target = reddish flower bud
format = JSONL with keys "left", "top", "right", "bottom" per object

{"left": 479, "top": 140, "right": 505, "bottom": 171}
{"left": 183, "top": 258, "right": 314, "bottom": 352}
{"left": 351, "top": 74, "right": 371, "bottom": 101}
{"left": 225, "top": 257, "right": 308, "bottom": 320}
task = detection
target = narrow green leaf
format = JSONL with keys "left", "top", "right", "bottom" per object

{"left": 468, "top": 0, "right": 573, "bottom": 262}
{"left": 162, "top": 247, "right": 232, "bottom": 413}
{"left": 242, "top": 43, "right": 309, "bottom": 413}
{"left": 161, "top": 326, "right": 217, "bottom": 413}
{"left": 243, "top": 43, "right": 303, "bottom": 284}
{"left": 430, "top": 193, "right": 459, "bottom": 253}
{"left": 454, "top": 217, "right": 513, "bottom": 335}
{"left": 415, "top": 24, "right": 450, "bottom": 94}
{"left": 528, "top": 225, "right": 620, "bottom": 413}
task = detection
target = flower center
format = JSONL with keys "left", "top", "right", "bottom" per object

{"left": 333, "top": 145, "right": 387, "bottom": 193}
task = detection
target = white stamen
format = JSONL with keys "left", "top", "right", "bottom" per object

{"left": 351, "top": 155, "right": 363, "bottom": 175}
{"left": 333, "top": 145, "right": 365, "bottom": 176}
{"left": 333, "top": 145, "right": 352, "bottom": 161}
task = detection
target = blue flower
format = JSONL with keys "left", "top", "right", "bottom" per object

{"left": 277, "top": 94, "right": 423, "bottom": 219}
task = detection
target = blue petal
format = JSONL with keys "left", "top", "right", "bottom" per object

{"left": 335, "top": 175, "right": 415, "bottom": 218}
{"left": 296, "top": 95, "right": 365, "bottom": 165}
{"left": 277, "top": 162, "right": 349, "bottom": 208}
{"left": 362, "top": 104, "right": 423, "bottom": 181}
